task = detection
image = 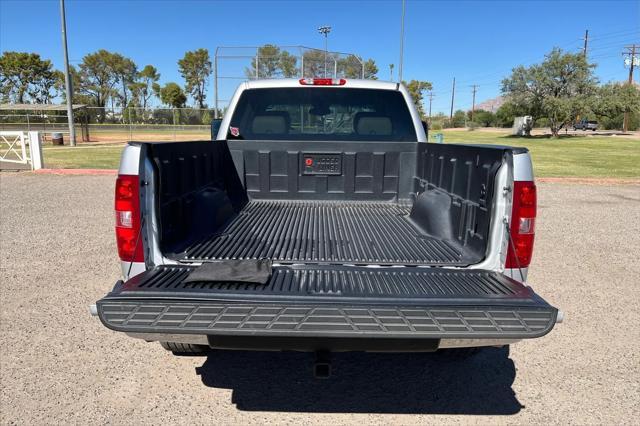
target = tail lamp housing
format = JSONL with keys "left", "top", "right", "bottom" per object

{"left": 115, "top": 174, "right": 144, "bottom": 262}
{"left": 505, "top": 181, "right": 537, "bottom": 269}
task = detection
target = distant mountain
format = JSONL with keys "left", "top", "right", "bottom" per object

{"left": 475, "top": 96, "right": 504, "bottom": 112}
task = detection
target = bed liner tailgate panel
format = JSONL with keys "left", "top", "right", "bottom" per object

{"left": 97, "top": 265, "right": 557, "bottom": 339}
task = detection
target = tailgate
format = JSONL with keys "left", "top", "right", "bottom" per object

{"left": 97, "top": 265, "right": 557, "bottom": 340}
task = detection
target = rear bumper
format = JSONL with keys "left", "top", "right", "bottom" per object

{"left": 97, "top": 265, "right": 558, "bottom": 350}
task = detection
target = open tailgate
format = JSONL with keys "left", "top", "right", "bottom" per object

{"left": 97, "top": 265, "right": 557, "bottom": 342}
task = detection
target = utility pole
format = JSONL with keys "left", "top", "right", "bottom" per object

{"left": 470, "top": 84, "right": 479, "bottom": 122}
{"left": 59, "top": 0, "right": 76, "bottom": 146}
{"left": 318, "top": 26, "right": 331, "bottom": 78}
{"left": 214, "top": 47, "right": 219, "bottom": 119}
{"left": 389, "top": 64, "right": 394, "bottom": 81}
{"left": 583, "top": 29, "right": 589, "bottom": 59}
{"left": 623, "top": 44, "right": 638, "bottom": 132}
{"left": 427, "top": 92, "right": 435, "bottom": 121}
{"left": 398, "top": 0, "right": 406, "bottom": 82}
{"left": 449, "top": 77, "right": 456, "bottom": 119}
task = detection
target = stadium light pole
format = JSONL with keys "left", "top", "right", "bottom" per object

{"left": 318, "top": 26, "right": 331, "bottom": 77}
{"left": 398, "top": 0, "right": 406, "bottom": 82}
{"left": 59, "top": 0, "right": 76, "bottom": 146}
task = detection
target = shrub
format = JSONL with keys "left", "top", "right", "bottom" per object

{"left": 466, "top": 121, "right": 479, "bottom": 131}
{"left": 430, "top": 121, "right": 443, "bottom": 131}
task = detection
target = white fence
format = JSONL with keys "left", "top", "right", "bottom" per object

{"left": 0, "top": 131, "right": 44, "bottom": 170}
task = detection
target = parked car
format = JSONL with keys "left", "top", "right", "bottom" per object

{"left": 574, "top": 119, "right": 598, "bottom": 131}
{"left": 93, "top": 78, "right": 560, "bottom": 374}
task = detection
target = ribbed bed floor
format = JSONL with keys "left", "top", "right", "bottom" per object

{"left": 178, "top": 201, "right": 466, "bottom": 265}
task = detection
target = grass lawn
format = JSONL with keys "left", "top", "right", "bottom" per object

{"left": 43, "top": 145, "right": 124, "bottom": 169}
{"left": 40, "top": 130, "right": 640, "bottom": 178}
{"left": 440, "top": 130, "right": 640, "bottom": 178}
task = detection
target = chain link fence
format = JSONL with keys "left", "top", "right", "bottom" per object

{"left": 0, "top": 107, "right": 213, "bottom": 143}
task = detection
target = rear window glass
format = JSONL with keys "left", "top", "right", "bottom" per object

{"left": 228, "top": 87, "right": 417, "bottom": 141}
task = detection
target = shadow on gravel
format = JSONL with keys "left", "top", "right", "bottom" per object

{"left": 195, "top": 346, "right": 522, "bottom": 414}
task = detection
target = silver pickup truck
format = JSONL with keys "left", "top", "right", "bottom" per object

{"left": 94, "top": 78, "right": 560, "bottom": 371}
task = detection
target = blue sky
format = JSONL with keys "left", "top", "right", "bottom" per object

{"left": 1, "top": 0, "right": 639, "bottom": 113}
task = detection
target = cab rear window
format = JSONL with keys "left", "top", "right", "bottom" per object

{"left": 228, "top": 88, "right": 417, "bottom": 141}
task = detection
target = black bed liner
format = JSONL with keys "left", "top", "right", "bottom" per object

{"left": 97, "top": 265, "right": 558, "bottom": 340}
{"left": 174, "top": 200, "right": 467, "bottom": 265}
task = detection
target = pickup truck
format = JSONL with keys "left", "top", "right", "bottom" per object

{"left": 94, "top": 78, "right": 560, "bottom": 371}
{"left": 573, "top": 119, "right": 598, "bottom": 131}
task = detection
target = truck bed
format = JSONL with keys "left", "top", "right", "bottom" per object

{"left": 176, "top": 200, "right": 466, "bottom": 265}
{"left": 150, "top": 140, "right": 507, "bottom": 268}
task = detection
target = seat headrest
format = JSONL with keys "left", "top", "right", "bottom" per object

{"left": 251, "top": 111, "right": 290, "bottom": 134}
{"left": 353, "top": 112, "right": 392, "bottom": 136}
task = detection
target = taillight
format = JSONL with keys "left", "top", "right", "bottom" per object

{"left": 299, "top": 78, "right": 346, "bottom": 86}
{"left": 505, "top": 181, "right": 537, "bottom": 268}
{"left": 115, "top": 174, "right": 144, "bottom": 262}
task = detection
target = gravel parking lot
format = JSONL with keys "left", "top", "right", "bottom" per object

{"left": 1, "top": 173, "right": 639, "bottom": 425}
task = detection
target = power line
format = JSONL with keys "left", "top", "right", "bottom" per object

{"left": 589, "top": 28, "right": 640, "bottom": 41}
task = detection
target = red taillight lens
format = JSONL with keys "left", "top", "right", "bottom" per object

{"left": 505, "top": 181, "right": 537, "bottom": 269}
{"left": 299, "top": 78, "right": 346, "bottom": 86}
{"left": 115, "top": 175, "right": 144, "bottom": 262}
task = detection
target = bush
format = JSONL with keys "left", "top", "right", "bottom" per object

{"left": 466, "top": 121, "right": 479, "bottom": 131}
{"left": 430, "top": 121, "right": 443, "bottom": 131}
{"left": 451, "top": 110, "right": 466, "bottom": 128}
{"left": 599, "top": 112, "right": 640, "bottom": 131}
{"left": 535, "top": 117, "right": 549, "bottom": 128}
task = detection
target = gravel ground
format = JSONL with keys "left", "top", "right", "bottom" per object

{"left": 1, "top": 173, "right": 639, "bottom": 425}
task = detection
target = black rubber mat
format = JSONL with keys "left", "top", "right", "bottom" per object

{"left": 178, "top": 201, "right": 466, "bottom": 265}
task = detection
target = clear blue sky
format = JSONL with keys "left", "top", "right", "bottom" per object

{"left": 1, "top": 0, "right": 639, "bottom": 113}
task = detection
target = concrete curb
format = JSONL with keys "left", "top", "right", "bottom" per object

{"left": 33, "top": 168, "right": 118, "bottom": 176}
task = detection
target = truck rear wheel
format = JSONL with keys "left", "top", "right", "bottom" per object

{"left": 160, "top": 341, "right": 209, "bottom": 355}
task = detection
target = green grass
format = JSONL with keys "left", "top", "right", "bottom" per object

{"left": 43, "top": 145, "right": 124, "bottom": 169}
{"left": 39, "top": 130, "right": 640, "bottom": 178}
{"left": 440, "top": 130, "right": 640, "bottom": 178}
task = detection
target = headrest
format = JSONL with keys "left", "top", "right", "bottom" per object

{"left": 251, "top": 111, "right": 290, "bottom": 134}
{"left": 353, "top": 112, "right": 392, "bottom": 136}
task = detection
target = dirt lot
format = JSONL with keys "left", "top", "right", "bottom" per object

{"left": 1, "top": 173, "right": 639, "bottom": 425}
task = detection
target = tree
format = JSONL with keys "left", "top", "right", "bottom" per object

{"left": 159, "top": 82, "right": 186, "bottom": 108}
{"left": 451, "top": 110, "right": 467, "bottom": 127}
{"left": 178, "top": 48, "right": 212, "bottom": 108}
{"left": 593, "top": 82, "right": 640, "bottom": 128}
{"left": 302, "top": 49, "right": 337, "bottom": 78}
{"left": 468, "top": 109, "right": 495, "bottom": 127}
{"left": 403, "top": 80, "right": 433, "bottom": 116}
{"left": 245, "top": 44, "right": 280, "bottom": 78}
{"left": 244, "top": 45, "right": 299, "bottom": 78}
{"left": 279, "top": 51, "right": 298, "bottom": 78}
{"left": 77, "top": 50, "right": 121, "bottom": 120}
{"left": 501, "top": 48, "right": 598, "bottom": 137}
{"left": 0, "top": 52, "right": 61, "bottom": 103}
{"left": 112, "top": 54, "right": 137, "bottom": 109}
{"left": 495, "top": 102, "right": 518, "bottom": 128}
{"left": 336, "top": 55, "right": 378, "bottom": 79}
{"left": 129, "top": 65, "right": 160, "bottom": 110}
